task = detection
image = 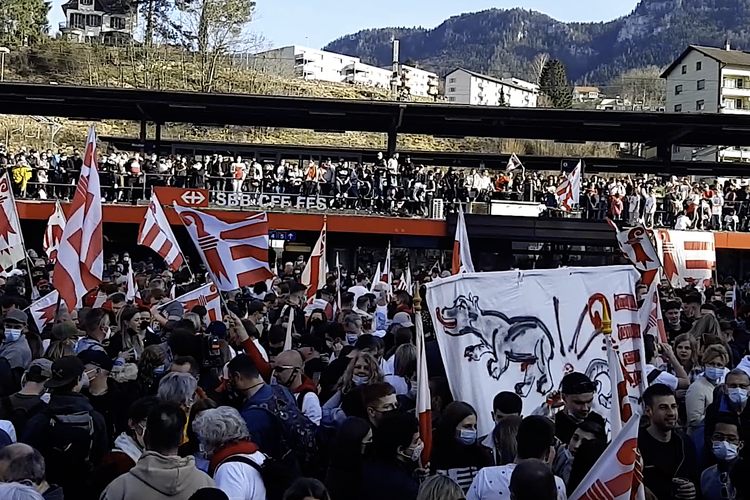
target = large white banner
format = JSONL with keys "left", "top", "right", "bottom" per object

{"left": 656, "top": 230, "right": 715, "bottom": 289}
{"left": 427, "top": 266, "right": 647, "bottom": 437}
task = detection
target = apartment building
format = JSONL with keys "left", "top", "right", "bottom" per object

{"left": 250, "top": 45, "right": 359, "bottom": 82}
{"left": 60, "top": 0, "right": 134, "bottom": 42}
{"left": 444, "top": 68, "right": 538, "bottom": 107}
{"left": 342, "top": 62, "right": 392, "bottom": 89}
{"left": 662, "top": 43, "right": 750, "bottom": 161}
{"left": 573, "top": 86, "right": 602, "bottom": 102}
{"left": 399, "top": 65, "right": 439, "bottom": 98}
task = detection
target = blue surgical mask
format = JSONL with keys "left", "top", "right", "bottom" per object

{"left": 704, "top": 367, "right": 724, "bottom": 382}
{"left": 729, "top": 388, "right": 749, "bottom": 406}
{"left": 352, "top": 375, "right": 369, "bottom": 386}
{"left": 713, "top": 440, "right": 740, "bottom": 462}
{"left": 346, "top": 333, "right": 359, "bottom": 346}
{"left": 457, "top": 428, "right": 477, "bottom": 446}
{"left": 3, "top": 327, "right": 22, "bottom": 343}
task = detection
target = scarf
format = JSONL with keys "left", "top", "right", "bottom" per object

{"left": 208, "top": 440, "right": 259, "bottom": 476}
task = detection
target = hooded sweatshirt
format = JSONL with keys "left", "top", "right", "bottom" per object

{"left": 101, "top": 451, "right": 215, "bottom": 500}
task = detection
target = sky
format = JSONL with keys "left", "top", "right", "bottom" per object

{"left": 48, "top": 0, "right": 638, "bottom": 49}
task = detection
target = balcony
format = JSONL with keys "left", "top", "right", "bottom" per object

{"left": 58, "top": 21, "right": 84, "bottom": 31}
{"left": 722, "top": 85, "right": 750, "bottom": 97}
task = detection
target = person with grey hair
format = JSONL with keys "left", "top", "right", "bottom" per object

{"left": 157, "top": 371, "right": 198, "bottom": 409}
{"left": 182, "top": 313, "right": 203, "bottom": 333}
{"left": 343, "top": 314, "right": 362, "bottom": 346}
{"left": 0, "top": 482, "right": 45, "bottom": 500}
{"left": 192, "top": 407, "right": 266, "bottom": 500}
{"left": 0, "top": 443, "right": 61, "bottom": 500}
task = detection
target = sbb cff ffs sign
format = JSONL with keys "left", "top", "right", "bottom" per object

{"left": 154, "top": 187, "right": 209, "bottom": 208}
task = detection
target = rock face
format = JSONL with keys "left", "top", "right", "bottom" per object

{"left": 323, "top": 0, "right": 750, "bottom": 83}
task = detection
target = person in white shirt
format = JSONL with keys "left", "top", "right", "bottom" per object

{"left": 675, "top": 212, "right": 692, "bottom": 231}
{"left": 643, "top": 188, "right": 657, "bottom": 228}
{"left": 467, "top": 415, "right": 566, "bottom": 500}
{"left": 192, "top": 406, "right": 266, "bottom": 500}
{"left": 348, "top": 274, "right": 371, "bottom": 305}
{"left": 273, "top": 350, "right": 322, "bottom": 425}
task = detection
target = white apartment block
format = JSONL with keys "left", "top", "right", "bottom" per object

{"left": 251, "top": 45, "right": 359, "bottom": 83}
{"left": 60, "top": 0, "right": 134, "bottom": 42}
{"left": 662, "top": 44, "right": 750, "bottom": 162}
{"left": 399, "top": 65, "right": 440, "bottom": 98}
{"left": 444, "top": 69, "right": 538, "bottom": 107}
{"left": 342, "top": 62, "right": 392, "bottom": 89}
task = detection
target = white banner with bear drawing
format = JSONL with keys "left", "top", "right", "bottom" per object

{"left": 426, "top": 265, "right": 648, "bottom": 438}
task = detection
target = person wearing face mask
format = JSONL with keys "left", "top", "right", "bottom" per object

{"left": 360, "top": 412, "right": 422, "bottom": 500}
{"left": 273, "top": 350, "right": 321, "bottom": 425}
{"left": 701, "top": 415, "right": 743, "bottom": 500}
{"left": 686, "top": 346, "right": 729, "bottom": 431}
{"left": 0, "top": 309, "right": 32, "bottom": 382}
{"left": 430, "top": 401, "right": 492, "bottom": 493}
{"left": 90, "top": 396, "right": 160, "bottom": 498}
{"left": 323, "top": 351, "right": 384, "bottom": 427}
{"left": 467, "top": 416, "right": 566, "bottom": 500}
{"left": 705, "top": 370, "right": 750, "bottom": 458}
{"left": 21, "top": 356, "right": 109, "bottom": 500}
{"left": 75, "top": 308, "right": 122, "bottom": 362}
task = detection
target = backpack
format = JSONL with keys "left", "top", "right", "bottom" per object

{"left": 217, "top": 454, "right": 298, "bottom": 500}
{"left": 0, "top": 396, "right": 46, "bottom": 437}
{"left": 254, "top": 384, "right": 320, "bottom": 476}
{"left": 37, "top": 410, "right": 95, "bottom": 487}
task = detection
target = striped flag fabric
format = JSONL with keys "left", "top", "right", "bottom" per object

{"left": 381, "top": 242, "right": 392, "bottom": 288}
{"left": 656, "top": 230, "right": 715, "bottom": 289}
{"left": 26, "top": 289, "right": 60, "bottom": 332}
{"left": 43, "top": 201, "right": 66, "bottom": 264}
{"left": 138, "top": 193, "right": 185, "bottom": 271}
{"left": 452, "top": 210, "right": 475, "bottom": 274}
{"left": 125, "top": 263, "right": 139, "bottom": 302}
{"left": 556, "top": 160, "right": 582, "bottom": 212}
{"left": 54, "top": 126, "right": 103, "bottom": 312}
{"left": 640, "top": 284, "right": 667, "bottom": 343}
{"left": 415, "top": 298, "right": 432, "bottom": 463}
{"left": 175, "top": 206, "right": 274, "bottom": 291}
{"left": 170, "top": 283, "right": 222, "bottom": 323}
{"left": 505, "top": 153, "right": 523, "bottom": 172}
{"left": 569, "top": 412, "right": 645, "bottom": 500}
{"left": 0, "top": 172, "right": 26, "bottom": 272}
{"left": 370, "top": 262, "right": 381, "bottom": 292}
{"left": 301, "top": 222, "right": 326, "bottom": 300}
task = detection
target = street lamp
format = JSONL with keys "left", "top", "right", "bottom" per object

{"left": 0, "top": 47, "right": 9, "bottom": 82}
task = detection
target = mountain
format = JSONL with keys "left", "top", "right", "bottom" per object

{"left": 323, "top": 0, "right": 750, "bottom": 84}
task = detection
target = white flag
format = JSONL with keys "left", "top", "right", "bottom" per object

{"left": 172, "top": 283, "right": 222, "bottom": 323}
{"left": 27, "top": 290, "right": 60, "bottom": 332}
{"left": 607, "top": 221, "right": 661, "bottom": 273}
{"left": 301, "top": 222, "right": 326, "bottom": 300}
{"left": 139, "top": 193, "right": 185, "bottom": 271}
{"left": 0, "top": 173, "right": 26, "bottom": 271}
{"left": 452, "top": 210, "right": 475, "bottom": 274}
{"left": 505, "top": 153, "right": 523, "bottom": 172}
{"left": 125, "top": 264, "right": 138, "bottom": 302}
{"left": 43, "top": 201, "right": 66, "bottom": 264}
{"left": 556, "top": 161, "right": 582, "bottom": 212}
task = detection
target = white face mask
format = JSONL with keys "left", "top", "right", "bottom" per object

{"left": 103, "top": 326, "right": 113, "bottom": 340}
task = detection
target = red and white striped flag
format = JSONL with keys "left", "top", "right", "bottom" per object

{"left": 0, "top": 173, "right": 25, "bottom": 272}
{"left": 656, "top": 230, "right": 715, "bottom": 289}
{"left": 138, "top": 193, "right": 185, "bottom": 271}
{"left": 556, "top": 161, "right": 582, "bottom": 212}
{"left": 125, "top": 263, "right": 139, "bottom": 302}
{"left": 43, "top": 201, "right": 66, "bottom": 264}
{"left": 381, "top": 242, "right": 392, "bottom": 287}
{"left": 452, "top": 210, "right": 475, "bottom": 274}
{"left": 397, "top": 266, "right": 412, "bottom": 293}
{"left": 175, "top": 206, "right": 274, "bottom": 291}
{"left": 172, "top": 283, "right": 222, "bottom": 323}
{"left": 370, "top": 262, "right": 381, "bottom": 292}
{"left": 505, "top": 153, "right": 523, "bottom": 173}
{"left": 54, "top": 126, "right": 103, "bottom": 312}
{"left": 640, "top": 284, "right": 667, "bottom": 343}
{"left": 26, "top": 289, "right": 60, "bottom": 332}
{"left": 301, "top": 222, "right": 326, "bottom": 300}
{"left": 569, "top": 412, "right": 645, "bottom": 500}
{"left": 415, "top": 300, "right": 432, "bottom": 463}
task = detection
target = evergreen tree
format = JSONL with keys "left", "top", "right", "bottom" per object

{"left": 539, "top": 60, "right": 573, "bottom": 109}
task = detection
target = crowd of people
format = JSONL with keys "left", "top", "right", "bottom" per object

{"left": 0, "top": 245, "right": 748, "bottom": 500}
{"left": 2, "top": 143, "right": 749, "bottom": 229}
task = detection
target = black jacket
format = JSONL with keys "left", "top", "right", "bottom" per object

{"left": 360, "top": 458, "right": 419, "bottom": 500}
{"left": 639, "top": 427, "right": 699, "bottom": 500}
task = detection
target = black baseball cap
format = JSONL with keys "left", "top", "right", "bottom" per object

{"left": 45, "top": 356, "right": 84, "bottom": 389}
{"left": 78, "top": 348, "right": 114, "bottom": 372}
{"left": 561, "top": 372, "right": 596, "bottom": 395}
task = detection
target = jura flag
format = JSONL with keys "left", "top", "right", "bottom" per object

{"left": 382, "top": 242, "right": 392, "bottom": 287}
{"left": 173, "top": 283, "right": 222, "bottom": 323}
{"left": 556, "top": 161, "right": 582, "bottom": 212}
{"left": 43, "top": 201, "right": 66, "bottom": 264}
{"left": 27, "top": 290, "right": 60, "bottom": 332}
{"left": 0, "top": 173, "right": 26, "bottom": 271}
{"left": 139, "top": 194, "right": 185, "bottom": 271}
{"left": 175, "top": 206, "right": 273, "bottom": 291}
{"left": 505, "top": 153, "right": 523, "bottom": 172}
{"left": 370, "top": 262, "right": 381, "bottom": 292}
{"left": 568, "top": 412, "right": 645, "bottom": 500}
{"left": 415, "top": 303, "right": 432, "bottom": 462}
{"left": 54, "top": 126, "right": 103, "bottom": 312}
{"left": 452, "top": 210, "right": 475, "bottom": 274}
{"left": 656, "top": 230, "right": 715, "bottom": 289}
{"left": 301, "top": 222, "right": 326, "bottom": 300}
{"left": 640, "top": 284, "right": 667, "bottom": 344}
{"left": 607, "top": 221, "right": 661, "bottom": 273}
{"left": 125, "top": 264, "right": 139, "bottom": 303}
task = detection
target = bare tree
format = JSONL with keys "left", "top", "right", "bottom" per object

{"left": 615, "top": 66, "right": 666, "bottom": 111}
{"left": 531, "top": 53, "right": 550, "bottom": 84}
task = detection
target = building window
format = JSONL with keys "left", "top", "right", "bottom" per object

{"left": 675, "top": 84, "right": 683, "bottom": 95}
{"left": 70, "top": 13, "right": 85, "bottom": 28}
{"left": 109, "top": 16, "right": 125, "bottom": 30}
{"left": 737, "top": 98, "right": 744, "bottom": 109}
{"left": 448, "top": 97, "right": 455, "bottom": 102}
{"left": 682, "top": 65, "right": 687, "bottom": 74}
{"left": 696, "top": 99, "right": 705, "bottom": 111}
{"left": 697, "top": 79, "right": 705, "bottom": 90}
{"left": 696, "top": 61, "right": 702, "bottom": 71}
{"left": 80, "top": 0, "right": 93, "bottom": 4}
{"left": 449, "top": 87, "right": 456, "bottom": 92}
{"left": 674, "top": 104, "right": 682, "bottom": 112}
{"left": 738, "top": 79, "right": 745, "bottom": 89}
{"left": 85, "top": 14, "right": 101, "bottom": 27}
{"left": 449, "top": 77, "right": 456, "bottom": 83}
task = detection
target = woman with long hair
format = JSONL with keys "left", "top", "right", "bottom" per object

{"left": 323, "top": 352, "right": 384, "bottom": 426}
{"left": 673, "top": 333, "right": 700, "bottom": 381}
{"left": 135, "top": 344, "right": 166, "bottom": 397}
{"left": 430, "top": 401, "right": 492, "bottom": 493}
{"left": 107, "top": 306, "right": 146, "bottom": 362}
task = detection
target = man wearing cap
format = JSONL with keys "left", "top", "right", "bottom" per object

{"left": 80, "top": 349, "right": 132, "bottom": 448}
{"left": 0, "top": 309, "right": 33, "bottom": 373}
{"left": 554, "top": 372, "right": 605, "bottom": 445}
{"left": 22, "top": 356, "right": 108, "bottom": 500}
{"left": 0, "top": 359, "right": 50, "bottom": 436}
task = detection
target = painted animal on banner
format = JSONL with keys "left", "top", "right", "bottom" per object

{"left": 435, "top": 294, "right": 555, "bottom": 396}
